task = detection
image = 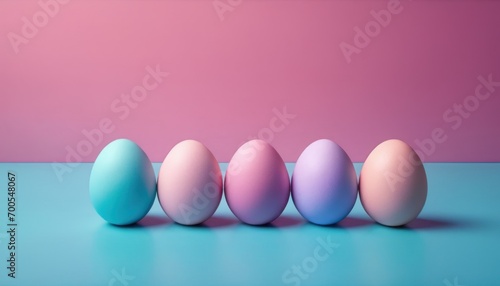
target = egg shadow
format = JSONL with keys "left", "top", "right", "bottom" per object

{"left": 403, "top": 217, "right": 466, "bottom": 230}
{"left": 138, "top": 214, "right": 173, "bottom": 227}
{"left": 187, "top": 215, "right": 239, "bottom": 228}
{"left": 258, "top": 215, "right": 304, "bottom": 228}
{"left": 335, "top": 216, "right": 373, "bottom": 228}
{"left": 107, "top": 214, "right": 172, "bottom": 228}
{"left": 306, "top": 216, "right": 373, "bottom": 228}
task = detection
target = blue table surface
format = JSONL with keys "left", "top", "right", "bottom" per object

{"left": 0, "top": 163, "right": 498, "bottom": 286}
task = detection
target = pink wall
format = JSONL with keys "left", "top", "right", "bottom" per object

{"left": 2, "top": 0, "right": 500, "bottom": 163}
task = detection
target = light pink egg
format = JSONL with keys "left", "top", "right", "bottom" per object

{"left": 157, "top": 140, "right": 222, "bottom": 225}
{"left": 225, "top": 140, "right": 290, "bottom": 225}
{"left": 359, "top": 139, "right": 427, "bottom": 226}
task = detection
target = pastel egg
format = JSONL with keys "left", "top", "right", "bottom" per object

{"left": 292, "top": 139, "right": 358, "bottom": 225}
{"left": 359, "top": 139, "right": 427, "bottom": 226}
{"left": 89, "top": 139, "right": 157, "bottom": 226}
{"left": 157, "top": 140, "right": 222, "bottom": 225}
{"left": 225, "top": 140, "right": 290, "bottom": 225}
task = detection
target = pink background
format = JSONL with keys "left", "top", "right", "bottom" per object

{"left": 1, "top": 0, "right": 500, "bottom": 163}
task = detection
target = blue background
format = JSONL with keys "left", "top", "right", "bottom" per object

{"left": 0, "top": 163, "right": 498, "bottom": 286}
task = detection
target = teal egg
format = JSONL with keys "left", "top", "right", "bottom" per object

{"left": 89, "top": 139, "right": 156, "bottom": 225}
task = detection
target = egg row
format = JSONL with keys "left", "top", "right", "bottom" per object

{"left": 89, "top": 138, "right": 427, "bottom": 227}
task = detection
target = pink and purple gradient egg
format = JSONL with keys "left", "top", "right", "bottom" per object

{"left": 224, "top": 140, "right": 290, "bottom": 225}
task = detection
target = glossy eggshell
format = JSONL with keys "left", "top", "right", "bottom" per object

{"left": 89, "top": 139, "right": 157, "bottom": 226}
{"left": 359, "top": 139, "right": 427, "bottom": 226}
{"left": 292, "top": 139, "right": 358, "bottom": 225}
{"left": 224, "top": 140, "right": 290, "bottom": 225}
{"left": 157, "top": 140, "right": 223, "bottom": 225}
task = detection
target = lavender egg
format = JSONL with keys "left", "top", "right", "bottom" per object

{"left": 292, "top": 139, "right": 358, "bottom": 225}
